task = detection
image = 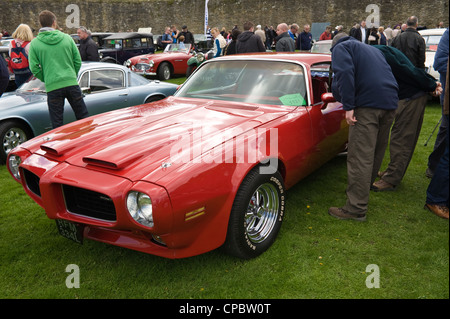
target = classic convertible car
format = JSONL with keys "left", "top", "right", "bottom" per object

{"left": 125, "top": 43, "right": 194, "bottom": 80}
{"left": 7, "top": 53, "right": 348, "bottom": 259}
{"left": 0, "top": 62, "right": 178, "bottom": 163}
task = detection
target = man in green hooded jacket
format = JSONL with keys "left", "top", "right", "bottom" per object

{"left": 28, "top": 10, "right": 89, "bottom": 129}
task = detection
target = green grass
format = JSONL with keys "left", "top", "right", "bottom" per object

{"left": 0, "top": 97, "right": 448, "bottom": 300}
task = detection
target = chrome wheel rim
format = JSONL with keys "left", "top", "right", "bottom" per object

{"left": 163, "top": 67, "right": 170, "bottom": 80}
{"left": 3, "top": 127, "right": 27, "bottom": 155}
{"left": 245, "top": 183, "right": 279, "bottom": 244}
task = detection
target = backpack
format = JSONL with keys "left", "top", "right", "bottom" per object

{"left": 9, "top": 40, "right": 30, "bottom": 74}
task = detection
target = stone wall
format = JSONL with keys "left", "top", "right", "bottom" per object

{"left": 1, "top": 0, "right": 448, "bottom": 36}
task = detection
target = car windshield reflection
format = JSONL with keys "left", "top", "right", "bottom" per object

{"left": 164, "top": 43, "right": 192, "bottom": 53}
{"left": 18, "top": 76, "right": 46, "bottom": 93}
{"left": 176, "top": 60, "right": 308, "bottom": 106}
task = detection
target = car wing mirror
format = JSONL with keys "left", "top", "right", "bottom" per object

{"left": 321, "top": 92, "right": 336, "bottom": 109}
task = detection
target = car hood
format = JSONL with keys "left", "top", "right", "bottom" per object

{"left": 25, "top": 97, "right": 292, "bottom": 184}
{"left": 0, "top": 91, "right": 46, "bottom": 112}
{"left": 130, "top": 52, "right": 190, "bottom": 63}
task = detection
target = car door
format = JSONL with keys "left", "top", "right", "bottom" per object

{"left": 63, "top": 68, "right": 130, "bottom": 124}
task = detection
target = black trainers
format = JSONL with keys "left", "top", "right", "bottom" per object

{"left": 328, "top": 207, "right": 367, "bottom": 221}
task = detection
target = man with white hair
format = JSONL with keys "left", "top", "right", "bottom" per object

{"left": 77, "top": 26, "right": 99, "bottom": 61}
{"left": 255, "top": 25, "right": 266, "bottom": 44}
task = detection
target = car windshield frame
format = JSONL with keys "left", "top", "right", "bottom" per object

{"left": 163, "top": 43, "right": 192, "bottom": 53}
{"left": 175, "top": 59, "right": 310, "bottom": 107}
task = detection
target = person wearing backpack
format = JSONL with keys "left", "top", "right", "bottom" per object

{"left": 8, "top": 24, "right": 34, "bottom": 87}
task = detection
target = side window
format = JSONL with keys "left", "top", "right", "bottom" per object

{"left": 88, "top": 69, "right": 125, "bottom": 92}
{"left": 79, "top": 71, "right": 89, "bottom": 91}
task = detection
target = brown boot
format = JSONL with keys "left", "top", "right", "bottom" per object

{"left": 424, "top": 204, "right": 449, "bottom": 219}
{"left": 328, "top": 207, "right": 367, "bottom": 221}
{"left": 372, "top": 179, "right": 396, "bottom": 192}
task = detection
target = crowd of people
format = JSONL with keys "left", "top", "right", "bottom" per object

{"left": 0, "top": 13, "right": 448, "bottom": 219}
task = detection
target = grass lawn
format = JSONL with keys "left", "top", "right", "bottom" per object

{"left": 0, "top": 93, "right": 448, "bottom": 300}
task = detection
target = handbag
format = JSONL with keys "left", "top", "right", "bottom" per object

{"left": 368, "top": 35, "right": 376, "bottom": 41}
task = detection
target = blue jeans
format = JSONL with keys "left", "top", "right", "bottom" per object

{"left": 47, "top": 85, "right": 89, "bottom": 129}
{"left": 426, "top": 114, "right": 449, "bottom": 206}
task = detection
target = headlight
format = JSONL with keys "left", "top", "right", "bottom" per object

{"left": 127, "top": 191, "right": 153, "bottom": 227}
{"left": 125, "top": 59, "right": 131, "bottom": 67}
{"left": 197, "top": 53, "right": 205, "bottom": 62}
{"left": 8, "top": 154, "right": 21, "bottom": 181}
{"left": 149, "top": 60, "right": 155, "bottom": 67}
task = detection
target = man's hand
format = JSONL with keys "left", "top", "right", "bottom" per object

{"left": 345, "top": 110, "right": 357, "bottom": 125}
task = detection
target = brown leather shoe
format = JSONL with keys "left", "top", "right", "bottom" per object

{"left": 328, "top": 207, "right": 367, "bottom": 221}
{"left": 377, "top": 170, "right": 386, "bottom": 178}
{"left": 372, "top": 179, "right": 396, "bottom": 192}
{"left": 424, "top": 204, "right": 449, "bottom": 219}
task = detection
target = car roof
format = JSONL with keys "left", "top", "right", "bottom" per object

{"left": 419, "top": 28, "right": 446, "bottom": 36}
{"left": 79, "top": 61, "right": 128, "bottom": 71}
{"left": 104, "top": 32, "right": 154, "bottom": 40}
{"left": 214, "top": 52, "right": 331, "bottom": 67}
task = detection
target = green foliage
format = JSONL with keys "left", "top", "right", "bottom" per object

{"left": 0, "top": 99, "right": 447, "bottom": 299}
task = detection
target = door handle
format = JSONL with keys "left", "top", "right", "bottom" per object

{"left": 119, "top": 93, "right": 128, "bottom": 96}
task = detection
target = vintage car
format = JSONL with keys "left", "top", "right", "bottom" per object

{"left": 310, "top": 40, "right": 332, "bottom": 54}
{"left": 7, "top": 53, "right": 348, "bottom": 259}
{"left": 418, "top": 28, "right": 446, "bottom": 80}
{"left": 99, "top": 32, "right": 155, "bottom": 65}
{"left": 125, "top": 43, "right": 194, "bottom": 80}
{"left": 0, "top": 62, "right": 178, "bottom": 163}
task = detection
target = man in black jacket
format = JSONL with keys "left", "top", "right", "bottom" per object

{"left": 236, "top": 21, "right": 266, "bottom": 53}
{"left": 77, "top": 27, "right": 100, "bottom": 62}
{"left": 391, "top": 16, "right": 425, "bottom": 69}
{"left": 0, "top": 55, "right": 9, "bottom": 97}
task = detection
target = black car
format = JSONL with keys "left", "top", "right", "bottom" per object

{"left": 99, "top": 32, "right": 155, "bottom": 65}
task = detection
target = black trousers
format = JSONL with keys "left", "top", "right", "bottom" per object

{"left": 47, "top": 85, "right": 89, "bottom": 129}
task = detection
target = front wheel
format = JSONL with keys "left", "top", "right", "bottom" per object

{"left": 157, "top": 62, "right": 171, "bottom": 81}
{"left": 222, "top": 167, "right": 285, "bottom": 259}
{"left": 0, "top": 121, "right": 31, "bottom": 164}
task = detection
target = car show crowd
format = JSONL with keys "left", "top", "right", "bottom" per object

{"left": 0, "top": 10, "right": 448, "bottom": 223}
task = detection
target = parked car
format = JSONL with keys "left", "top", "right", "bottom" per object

{"left": 7, "top": 53, "right": 348, "bottom": 260}
{"left": 71, "top": 32, "right": 113, "bottom": 49}
{"left": 99, "top": 32, "right": 155, "bottom": 65}
{"left": 0, "top": 62, "right": 178, "bottom": 163}
{"left": 419, "top": 28, "right": 446, "bottom": 80}
{"left": 125, "top": 43, "right": 194, "bottom": 80}
{"left": 310, "top": 40, "right": 332, "bottom": 54}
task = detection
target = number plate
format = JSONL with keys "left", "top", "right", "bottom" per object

{"left": 56, "top": 219, "right": 84, "bottom": 244}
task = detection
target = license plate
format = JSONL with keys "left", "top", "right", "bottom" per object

{"left": 56, "top": 219, "right": 84, "bottom": 244}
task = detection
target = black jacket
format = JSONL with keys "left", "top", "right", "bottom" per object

{"left": 236, "top": 31, "right": 265, "bottom": 53}
{"left": 391, "top": 28, "right": 426, "bottom": 69}
{"left": 79, "top": 36, "right": 100, "bottom": 62}
{"left": 275, "top": 32, "right": 295, "bottom": 52}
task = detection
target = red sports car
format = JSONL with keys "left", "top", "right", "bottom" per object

{"left": 7, "top": 53, "right": 348, "bottom": 259}
{"left": 125, "top": 43, "right": 194, "bottom": 80}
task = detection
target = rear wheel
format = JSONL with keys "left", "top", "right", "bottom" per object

{"left": 222, "top": 167, "right": 285, "bottom": 259}
{"left": 0, "top": 121, "right": 31, "bottom": 164}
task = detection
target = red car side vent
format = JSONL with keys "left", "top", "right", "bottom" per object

{"left": 40, "top": 145, "right": 61, "bottom": 156}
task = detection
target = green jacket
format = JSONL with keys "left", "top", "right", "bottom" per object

{"left": 374, "top": 45, "right": 436, "bottom": 100}
{"left": 28, "top": 29, "right": 81, "bottom": 92}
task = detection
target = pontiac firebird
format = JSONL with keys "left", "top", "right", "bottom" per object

{"left": 7, "top": 53, "right": 348, "bottom": 259}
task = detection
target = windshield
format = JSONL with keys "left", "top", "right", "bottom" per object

{"left": 176, "top": 60, "right": 308, "bottom": 106}
{"left": 422, "top": 35, "right": 442, "bottom": 51}
{"left": 164, "top": 43, "right": 191, "bottom": 53}
{"left": 18, "top": 76, "right": 46, "bottom": 92}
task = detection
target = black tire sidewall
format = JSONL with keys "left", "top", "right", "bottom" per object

{"left": 224, "top": 168, "right": 285, "bottom": 259}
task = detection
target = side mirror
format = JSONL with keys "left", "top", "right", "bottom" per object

{"left": 321, "top": 92, "right": 336, "bottom": 109}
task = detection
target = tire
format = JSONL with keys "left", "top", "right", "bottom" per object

{"left": 157, "top": 62, "right": 171, "bottom": 81}
{"left": 0, "top": 120, "right": 31, "bottom": 164}
{"left": 222, "top": 167, "right": 285, "bottom": 259}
